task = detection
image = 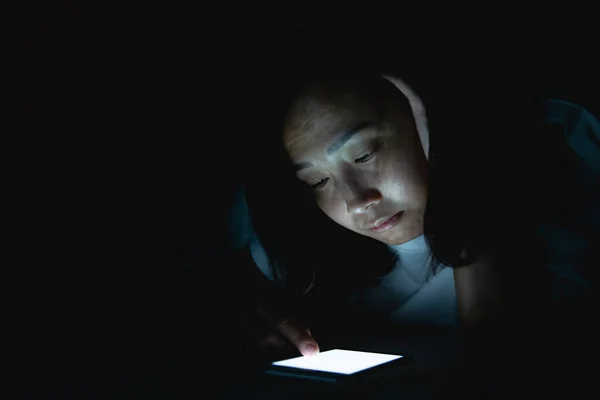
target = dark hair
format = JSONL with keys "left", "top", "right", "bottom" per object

{"left": 243, "top": 62, "right": 548, "bottom": 302}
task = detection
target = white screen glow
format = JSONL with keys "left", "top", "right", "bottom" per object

{"left": 272, "top": 349, "right": 403, "bottom": 375}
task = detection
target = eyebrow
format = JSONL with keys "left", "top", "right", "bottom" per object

{"left": 326, "top": 121, "right": 374, "bottom": 155}
{"left": 293, "top": 121, "right": 374, "bottom": 172}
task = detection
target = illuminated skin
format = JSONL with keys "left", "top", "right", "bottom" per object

{"left": 283, "top": 77, "right": 429, "bottom": 246}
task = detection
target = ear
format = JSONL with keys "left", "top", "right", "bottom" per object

{"left": 381, "top": 75, "right": 429, "bottom": 161}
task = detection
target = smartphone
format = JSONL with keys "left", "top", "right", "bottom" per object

{"left": 265, "top": 349, "right": 409, "bottom": 383}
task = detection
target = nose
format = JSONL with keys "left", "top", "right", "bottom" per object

{"left": 346, "top": 187, "right": 382, "bottom": 215}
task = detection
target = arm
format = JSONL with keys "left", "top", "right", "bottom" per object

{"left": 225, "top": 245, "right": 319, "bottom": 357}
{"left": 226, "top": 187, "right": 319, "bottom": 356}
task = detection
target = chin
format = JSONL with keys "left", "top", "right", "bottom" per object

{"left": 377, "top": 226, "right": 423, "bottom": 246}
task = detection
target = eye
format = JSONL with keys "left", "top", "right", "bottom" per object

{"left": 354, "top": 142, "right": 382, "bottom": 164}
{"left": 311, "top": 178, "right": 329, "bottom": 189}
{"left": 354, "top": 151, "right": 374, "bottom": 163}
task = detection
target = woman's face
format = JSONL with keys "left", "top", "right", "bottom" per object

{"left": 283, "top": 79, "right": 428, "bottom": 246}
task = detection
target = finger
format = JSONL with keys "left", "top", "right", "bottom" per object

{"left": 256, "top": 304, "right": 320, "bottom": 356}
{"left": 258, "top": 332, "right": 290, "bottom": 350}
{"left": 276, "top": 318, "right": 320, "bottom": 356}
{"left": 234, "top": 311, "right": 284, "bottom": 348}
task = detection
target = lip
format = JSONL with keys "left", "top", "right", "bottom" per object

{"left": 369, "top": 211, "right": 403, "bottom": 233}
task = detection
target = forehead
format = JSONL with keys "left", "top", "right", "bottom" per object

{"left": 283, "top": 90, "right": 379, "bottom": 159}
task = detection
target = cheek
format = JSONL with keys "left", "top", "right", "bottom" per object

{"left": 381, "top": 146, "right": 428, "bottom": 204}
{"left": 316, "top": 196, "right": 355, "bottom": 229}
{"left": 382, "top": 170, "right": 426, "bottom": 205}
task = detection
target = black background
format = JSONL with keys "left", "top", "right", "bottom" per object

{"left": 4, "top": 1, "right": 599, "bottom": 397}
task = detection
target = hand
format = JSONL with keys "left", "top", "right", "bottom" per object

{"left": 235, "top": 302, "right": 320, "bottom": 357}
{"left": 258, "top": 304, "right": 320, "bottom": 356}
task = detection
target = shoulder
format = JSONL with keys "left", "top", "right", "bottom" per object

{"left": 542, "top": 98, "right": 600, "bottom": 174}
{"left": 226, "top": 187, "right": 254, "bottom": 251}
{"left": 536, "top": 99, "right": 599, "bottom": 302}
{"left": 226, "top": 186, "right": 276, "bottom": 281}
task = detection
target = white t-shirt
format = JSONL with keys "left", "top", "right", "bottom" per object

{"left": 357, "top": 236, "right": 459, "bottom": 328}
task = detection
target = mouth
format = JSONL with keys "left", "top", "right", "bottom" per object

{"left": 369, "top": 211, "right": 404, "bottom": 233}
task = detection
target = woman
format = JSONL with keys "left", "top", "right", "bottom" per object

{"left": 228, "top": 65, "right": 599, "bottom": 358}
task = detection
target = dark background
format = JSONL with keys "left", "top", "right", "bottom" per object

{"left": 4, "top": 2, "right": 599, "bottom": 397}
